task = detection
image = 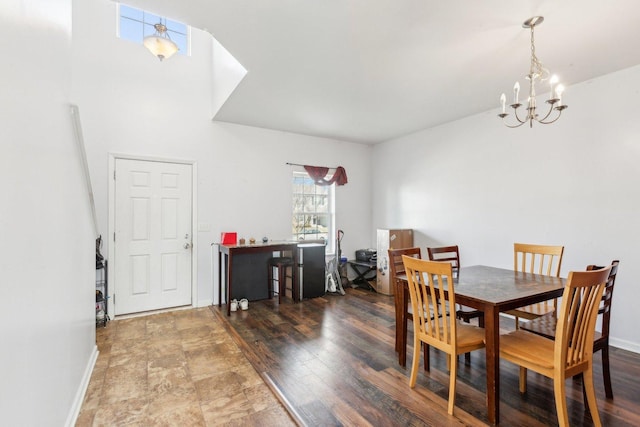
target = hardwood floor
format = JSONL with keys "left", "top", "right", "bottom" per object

{"left": 212, "top": 287, "right": 640, "bottom": 426}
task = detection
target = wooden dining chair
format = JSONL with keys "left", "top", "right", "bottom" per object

{"left": 506, "top": 243, "right": 564, "bottom": 328}
{"left": 388, "top": 247, "right": 424, "bottom": 368}
{"left": 521, "top": 260, "right": 620, "bottom": 400}
{"left": 427, "top": 245, "right": 484, "bottom": 327}
{"left": 402, "top": 256, "right": 485, "bottom": 415}
{"left": 428, "top": 245, "right": 483, "bottom": 364}
{"left": 499, "top": 266, "right": 611, "bottom": 427}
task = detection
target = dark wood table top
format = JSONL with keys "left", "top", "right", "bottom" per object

{"left": 398, "top": 264, "right": 565, "bottom": 310}
{"left": 454, "top": 265, "right": 564, "bottom": 308}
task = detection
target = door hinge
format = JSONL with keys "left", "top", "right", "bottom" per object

{"left": 113, "top": 232, "right": 116, "bottom": 242}
{"left": 113, "top": 170, "right": 116, "bottom": 180}
{"left": 113, "top": 294, "right": 115, "bottom": 305}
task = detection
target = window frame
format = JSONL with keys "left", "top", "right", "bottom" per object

{"left": 116, "top": 3, "right": 190, "bottom": 56}
{"left": 292, "top": 171, "right": 335, "bottom": 254}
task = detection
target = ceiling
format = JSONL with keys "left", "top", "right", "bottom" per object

{"left": 122, "top": 0, "right": 640, "bottom": 144}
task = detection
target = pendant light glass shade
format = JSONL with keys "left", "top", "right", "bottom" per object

{"left": 143, "top": 23, "right": 179, "bottom": 61}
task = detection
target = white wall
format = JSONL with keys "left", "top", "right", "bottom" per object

{"left": 71, "top": 0, "right": 373, "bottom": 308}
{"left": 372, "top": 65, "right": 640, "bottom": 353}
{"left": 0, "top": 0, "right": 97, "bottom": 425}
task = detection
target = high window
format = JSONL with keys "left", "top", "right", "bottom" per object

{"left": 292, "top": 172, "right": 335, "bottom": 253}
{"left": 117, "top": 4, "right": 189, "bottom": 55}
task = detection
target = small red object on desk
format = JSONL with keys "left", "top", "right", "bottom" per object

{"left": 221, "top": 232, "right": 237, "bottom": 245}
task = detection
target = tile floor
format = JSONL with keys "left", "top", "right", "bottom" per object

{"left": 76, "top": 307, "right": 295, "bottom": 426}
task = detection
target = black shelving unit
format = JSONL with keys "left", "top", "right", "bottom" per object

{"left": 96, "top": 259, "right": 109, "bottom": 327}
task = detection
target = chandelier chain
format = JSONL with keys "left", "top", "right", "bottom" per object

{"left": 529, "top": 25, "right": 548, "bottom": 82}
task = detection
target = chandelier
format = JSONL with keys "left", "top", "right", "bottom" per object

{"left": 143, "top": 22, "right": 179, "bottom": 61}
{"left": 498, "top": 16, "right": 567, "bottom": 128}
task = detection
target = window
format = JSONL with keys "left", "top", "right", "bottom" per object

{"left": 117, "top": 4, "right": 189, "bottom": 55}
{"left": 292, "top": 172, "right": 335, "bottom": 253}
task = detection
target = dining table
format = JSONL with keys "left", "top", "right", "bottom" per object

{"left": 395, "top": 265, "right": 566, "bottom": 425}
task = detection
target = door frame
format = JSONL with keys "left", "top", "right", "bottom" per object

{"left": 107, "top": 153, "right": 198, "bottom": 318}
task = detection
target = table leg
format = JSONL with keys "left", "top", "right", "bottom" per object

{"left": 484, "top": 305, "right": 500, "bottom": 425}
{"left": 394, "top": 280, "right": 401, "bottom": 362}
{"left": 399, "top": 283, "right": 408, "bottom": 367}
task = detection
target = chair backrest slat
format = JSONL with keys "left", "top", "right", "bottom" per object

{"left": 403, "top": 256, "right": 457, "bottom": 350}
{"left": 587, "top": 260, "right": 619, "bottom": 338}
{"left": 388, "top": 247, "right": 421, "bottom": 277}
{"left": 514, "top": 243, "right": 564, "bottom": 278}
{"left": 427, "top": 245, "right": 460, "bottom": 276}
{"left": 388, "top": 247, "right": 421, "bottom": 295}
{"left": 555, "top": 267, "right": 610, "bottom": 368}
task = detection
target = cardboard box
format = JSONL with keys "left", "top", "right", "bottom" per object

{"left": 376, "top": 229, "right": 413, "bottom": 295}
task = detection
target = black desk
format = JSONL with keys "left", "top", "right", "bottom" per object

{"left": 218, "top": 242, "right": 298, "bottom": 315}
{"left": 347, "top": 259, "right": 377, "bottom": 291}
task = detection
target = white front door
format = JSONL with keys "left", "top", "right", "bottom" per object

{"left": 114, "top": 158, "right": 193, "bottom": 315}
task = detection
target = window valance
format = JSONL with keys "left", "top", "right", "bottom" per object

{"left": 286, "top": 162, "right": 348, "bottom": 186}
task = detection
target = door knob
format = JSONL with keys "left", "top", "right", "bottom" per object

{"left": 184, "top": 242, "right": 192, "bottom": 249}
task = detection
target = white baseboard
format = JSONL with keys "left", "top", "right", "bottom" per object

{"left": 65, "top": 345, "right": 99, "bottom": 427}
{"left": 610, "top": 337, "right": 640, "bottom": 354}
{"left": 197, "top": 299, "right": 214, "bottom": 308}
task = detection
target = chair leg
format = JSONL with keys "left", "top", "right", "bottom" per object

{"left": 514, "top": 315, "right": 520, "bottom": 330}
{"left": 583, "top": 367, "right": 603, "bottom": 427}
{"left": 268, "top": 265, "right": 274, "bottom": 298}
{"left": 423, "top": 343, "right": 430, "bottom": 372}
{"left": 447, "top": 352, "right": 458, "bottom": 415}
{"left": 601, "top": 346, "right": 614, "bottom": 399}
{"left": 394, "top": 291, "right": 400, "bottom": 353}
{"left": 519, "top": 367, "right": 527, "bottom": 394}
{"left": 578, "top": 373, "right": 588, "bottom": 409}
{"left": 289, "top": 263, "right": 296, "bottom": 302}
{"left": 409, "top": 336, "right": 421, "bottom": 388}
{"left": 553, "top": 374, "right": 570, "bottom": 427}
{"left": 278, "top": 265, "right": 286, "bottom": 303}
{"left": 462, "top": 316, "right": 471, "bottom": 364}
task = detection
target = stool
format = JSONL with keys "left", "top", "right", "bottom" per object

{"left": 268, "top": 257, "right": 295, "bottom": 303}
